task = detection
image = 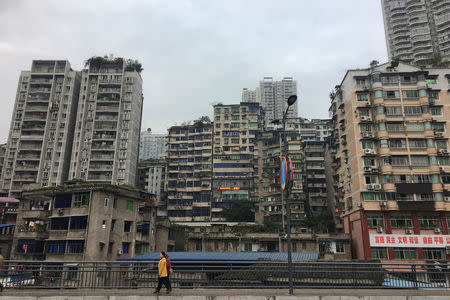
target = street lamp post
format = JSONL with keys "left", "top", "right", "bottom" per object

{"left": 281, "top": 95, "right": 297, "bottom": 294}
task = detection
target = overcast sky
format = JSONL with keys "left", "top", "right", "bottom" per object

{"left": 0, "top": 0, "right": 387, "bottom": 141}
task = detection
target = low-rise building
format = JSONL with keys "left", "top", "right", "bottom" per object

{"left": 176, "top": 222, "right": 351, "bottom": 260}
{"left": 11, "top": 183, "right": 162, "bottom": 261}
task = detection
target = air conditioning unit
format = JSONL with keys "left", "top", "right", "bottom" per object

{"left": 118, "top": 249, "right": 123, "bottom": 255}
{"left": 380, "top": 201, "right": 387, "bottom": 208}
{"left": 57, "top": 208, "right": 64, "bottom": 216}
{"left": 439, "top": 149, "right": 449, "bottom": 155}
{"left": 357, "top": 202, "right": 363, "bottom": 208}
{"left": 364, "top": 166, "right": 372, "bottom": 172}
{"left": 367, "top": 184, "right": 374, "bottom": 190}
{"left": 363, "top": 132, "right": 373, "bottom": 138}
{"left": 374, "top": 184, "right": 382, "bottom": 190}
{"left": 405, "top": 229, "right": 413, "bottom": 234}
{"left": 364, "top": 149, "right": 372, "bottom": 155}
{"left": 435, "top": 132, "right": 444, "bottom": 138}
{"left": 377, "top": 227, "right": 384, "bottom": 233}
{"left": 445, "top": 196, "right": 450, "bottom": 201}
{"left": 434, "top": 227, "right": 441, "bottom": 234}
{"left": 361, "top": 116, "right": 368, "bottom": 121}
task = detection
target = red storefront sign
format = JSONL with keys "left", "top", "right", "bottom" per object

{"left": 369, "top": 234, "right": 450, "bottom": 248}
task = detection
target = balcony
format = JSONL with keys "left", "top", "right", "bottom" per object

{"left": 29, "top": 78, "right": 52, "bottom": 84}
{"left": 435, "top": 12, "right": 450, "bottom": 26}
{"left": 99, "top": 78, "right": 122, "bottom": 84}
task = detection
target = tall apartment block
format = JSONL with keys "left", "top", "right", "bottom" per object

{"left": 259, "top": 77, "right": 298, "bottom": 124}
{"left": 139, "top": 128, "right": 167, "bottom": 160}
{"left": 256, "top": 130, "right": 306, "bottom": 228}
{"left": 241, "top": 88, "right": 260, "bottom": 103}
{"left": 166, "top": 123, "right": 213, "bottom": 222}
{"left": 12, "top": 184, "right": 159, "bottom": 261}
{"left": 137, "top": 159, "right": 166, "bottom": 216}
{"left": 212, "top": 102, "right": 264, "bottom": 221}
{"left": 329, "top": 61, "right": 450, "bottom": 261}
{"left": 299, "top": 119, "right": 331, "bottom": 141}
{"left": 381, "top": 0, "right": 450, "bottom": 66}
{"left": 69, "top": 58, "right": 143, "bottom": 186}
{"left": 298, "top": 119, "right": 331, "bottom": 218}
{"left": 1, "top": 60, "right": 81, "bottom": 197}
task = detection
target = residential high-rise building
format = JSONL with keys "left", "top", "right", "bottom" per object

{"left": 381, "top": 0, "right": 450, "bottom": 66}
{"left": 255, "top": 130, "right": 306, "bottom": 228}
{"left": 69, "top": 57, "right": 143, "bottom": 186}
{"left": 165, "top": 122, "right": 213, "bottom": 222}
{"left": 299, "top": 119, "right": 331, "bottom": 142}
{"left": 212, "top": 102, "right": 264, "bottom": 221}
{"left": 329, "top": 61, "right": 450, "bottom": 261}
{"left": 137, "top": 159, "right": 167, "bottom": 216}
{"left": 298, "top": 119, "right": 331, "bottom": 219}
{"left": 11, "top": 183, "right": 160, "bottom": 261}
{"left": 241, "top": 87, "right": 260, "bottom": 103}
{"left": 0, "top": 60, "right": 81, "bottom": 197}
{"left": 139, "top": 128, "right": 167, "bottom": 160}
{"left": 259, "top": 77, "right": 298, "bottom": 124}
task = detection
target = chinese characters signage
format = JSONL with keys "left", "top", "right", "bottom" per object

{"left": 369, "top": 234, "right": 450, "bottom": 248}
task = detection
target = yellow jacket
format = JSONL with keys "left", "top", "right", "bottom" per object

{"left": 158, "top": 257, "right": 168, "bottom": 277}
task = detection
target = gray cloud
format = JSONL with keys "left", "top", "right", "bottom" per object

{"left": 0, "top": 0, "right": 387, "bottom": 140}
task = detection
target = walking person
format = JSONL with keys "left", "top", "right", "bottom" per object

{"left": 165, "top": 253, "right": 172, "bottom": 293}
{"left": 154, "top": 251, "right": 171, "bottom": 294}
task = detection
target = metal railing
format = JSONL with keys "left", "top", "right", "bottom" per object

{"left": 0, "top": 261, "right": 449, "bottom": 290}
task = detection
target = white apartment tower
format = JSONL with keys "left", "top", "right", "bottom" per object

{"left": 381, "top": 0, "right": 450, "bottom": 66}
{"left": 69, "top": 58, "right": 143, "bottom": 186}
{"left": 139, "top": 129, "right": 167, "bottom": 160}
{"left": 259, "top": 77, "right": 298, "bottom": 123}
{"left": 0, "top": 60, "right": 81, "bottom": 197}
{"left": 241, "top": 88, "right": 260, "bottom": 103}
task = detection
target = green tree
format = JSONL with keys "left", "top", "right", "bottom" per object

{"left": 429, "top": 52, "right": 448, "bottom": 67}
{"left": 223, "top": 202, "right": 254, "bottom": 222}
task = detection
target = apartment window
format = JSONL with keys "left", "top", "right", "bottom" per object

{"left": 404, "top": 106, "right": 421, "bottom": 116}
{"left": 367, "top": 215, "right": 384, "bottom": 228}
{"left": 432, "top": 123, "right": 445, "bottom": 132}
{"left": 48, "top": 240, "right": 65, "bottom": 254}
{"left": 102, "top": 220, "right": 107, "bottom": 229}
{"left": 335, "top": 242, "right": 345, "bottom": 253}
{"left": 402, "top": 90, "right": 418, "bottom": 98}
{"left": 195, "top": 241, "right": 202, "bottom": 251}
{"left": 361, "top": 140, "right": 374, "bottom": 149}
{"left": 394, "top": 248, "right": 417, "bottom": 260}
{"left": 385, "top": 106, "right": 402, "bottom": 116}
{"left": 124, "top": 221, "right": 132, "bottom": 232}
{"left": 244, "top": 243, "right": 252, "bottom": 251}
{"left": 371, "top": 247, "right": 388, "bottom": 259}
{"left": 360, "top": 124, "right": 372, "bottom": 133}
{"left": 438, "top": 157, "right": 450, "bottom": 166}
{"left": 384, "top": 91, "right": 400, "bottom": 98}
{"left": 104, "top": 198, "right": 109, "bottom": 207}
{"left": 68, "top": 240, "right": 84, "bottom": 254}
{"left": 365, "top": 175, "right": 378, "bottom": 184}
{"left": 431, "top": 107, "right": 442, "bottom": 116}
{"left": 418, "top": 216, "right": 440, "bottom": 229}
{"left": 436, "top": 140, "right": 447, "bottom": 150}
{"left": 423, "top": 249, "right": 444, "bottom": 260}
{"left": 122, "top": 242, "right": 130, "bottom": 254}
{"left": 357, "top": 93, "right": 369, "bottom": 101}
{"left": 126, "top": 200, "right": 132, "bottom": 211}
{"left": 390, "top": 215, "right": 412, "bottom": 229}
{"left": 73, "top": 193, "right": 89, "bottom": 207}
{"left": 363, "top": 158, "right": 376, "bottom": 167}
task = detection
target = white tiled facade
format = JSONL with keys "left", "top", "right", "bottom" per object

{"left": 69, "top": 59, "right": 143, "bottom": 186}
{"left": 139, "top": 130, "right": 167, "bottom": 160}
{"left": 1, "top": 60, "right": 81, "bottom": 197}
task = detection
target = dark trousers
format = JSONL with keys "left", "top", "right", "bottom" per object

{"left": 156, "top": 276, "right": 171, "bottom": 291}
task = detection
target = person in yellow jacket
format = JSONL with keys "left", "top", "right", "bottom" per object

{"left": 154, "top": 251, "right": 171, "bottom": 294}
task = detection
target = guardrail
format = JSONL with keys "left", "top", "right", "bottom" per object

{"left": 0, "top": 261, "right": 448, "bottom": 290}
